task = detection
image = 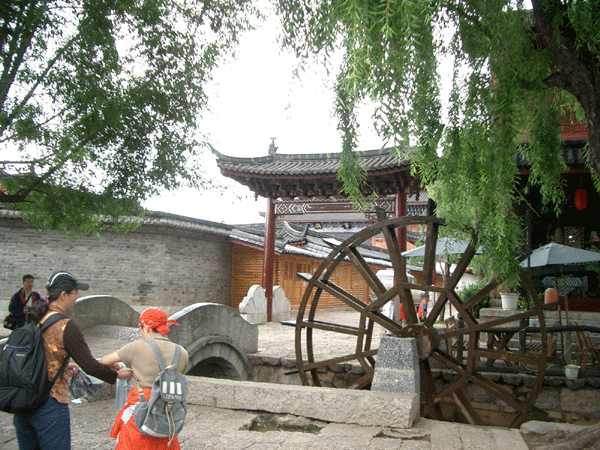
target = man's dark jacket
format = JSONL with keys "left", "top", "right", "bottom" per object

{"left": 8, "top": 288, "right": 41, "bottom": 328}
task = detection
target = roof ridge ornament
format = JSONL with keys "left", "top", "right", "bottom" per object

{"left": 268, "top": 138, "right": 278, "bottom": 155}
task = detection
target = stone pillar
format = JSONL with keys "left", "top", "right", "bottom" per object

{"left": 372, "top": 336, "right": 420, "bottom": 406}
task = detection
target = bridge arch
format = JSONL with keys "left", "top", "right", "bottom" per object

{"left": 168, "top": 303, "right": 258, "bottom": 381}
{"left": 69, "top": 299, "right": 258, "bottom": 382}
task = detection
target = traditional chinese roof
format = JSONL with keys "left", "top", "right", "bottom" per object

{"left": 215, "top": 148, "right": 420, "bottom": 199}
{"left": 230, "top": 221, "right": 395, "bottom": 266}
{"left": 516, "top": 139, "right": 588, "bottom": 168}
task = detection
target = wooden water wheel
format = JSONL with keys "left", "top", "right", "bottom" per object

{"left": 295, "top": 216, "right": 549, "bottom": 427}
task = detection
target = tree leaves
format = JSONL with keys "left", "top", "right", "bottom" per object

{"left": 1, "top": 0, "right": 260, "bottom": 233}
{"left": 276, "top": 0, "right": 599, "bottom": 280}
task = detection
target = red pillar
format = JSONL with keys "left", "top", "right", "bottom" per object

{"left": 395, "top": 192, "right": 407, "bottom": 252}
{"left": 262, "top": 197, "right": 276, "bottom": 322}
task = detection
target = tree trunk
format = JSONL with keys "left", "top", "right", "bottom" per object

{"left": 532, "top": 1, "right": 600, "bottom": 182}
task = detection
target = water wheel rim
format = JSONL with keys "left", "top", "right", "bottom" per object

{"left": 295, "top": 216, "right": 549, "bottom": 427}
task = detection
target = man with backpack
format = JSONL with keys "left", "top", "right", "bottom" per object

{"left": 100, "top": 308, "right": 189, "bottom": 449}
{"left": 7, "top": 274, "right": 41, "bottom": 329}
{"left": 5, "top": 271, "right": 132, "bottom": 450}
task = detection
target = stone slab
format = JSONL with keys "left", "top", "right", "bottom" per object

{"left": 186, "top": 376, "right": 419, "bottom": 428}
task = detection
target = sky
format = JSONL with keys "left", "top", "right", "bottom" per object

{"left": 142, "top": 10, "right": 386, "bottom": 225}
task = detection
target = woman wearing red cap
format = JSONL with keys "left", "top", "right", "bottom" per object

{"left": 100, "top": 308, "right": 189, "bottom": 450}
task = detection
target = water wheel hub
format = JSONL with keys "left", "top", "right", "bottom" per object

{"left": 399, "top": 324, "right": 437, "bottom": 361}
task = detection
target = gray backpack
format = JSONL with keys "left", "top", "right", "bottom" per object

{"left": 134, "top": 340, "right": 188, "bottom": 445}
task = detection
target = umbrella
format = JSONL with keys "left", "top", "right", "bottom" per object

{"left": 401, "top": 237, "right": 482, "bottom": 258}
{"left": 521, "top": 242, "right": 600, "bottom": 361}
{"left": 520, "top": 242, "right": 600, "bottom": 269}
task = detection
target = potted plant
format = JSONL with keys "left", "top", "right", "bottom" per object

{"left": 499, "top": 276, "right": 520, "bottom": 311}
{"left": 565, "top": 348, "right": 581, "bottom": 380}
{"left": 565, "top": 361, "right": 580, "bottom": 380}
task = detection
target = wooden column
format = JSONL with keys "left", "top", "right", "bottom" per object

{"left": 262, "top": 197, "right": 276, "bottom": 322}
{"left": 395, "top": 192, "right": 407, "bottom": 252}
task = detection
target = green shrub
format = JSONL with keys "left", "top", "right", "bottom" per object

{"left": 457, "top": 279, "right": 491, "bottom": 318}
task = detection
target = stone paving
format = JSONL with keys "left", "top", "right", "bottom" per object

{"left": 0, "top": 308, "right": 588, "bottom": 449}
{"left": 1, "top": 396, "right": 532, "bottom": 450}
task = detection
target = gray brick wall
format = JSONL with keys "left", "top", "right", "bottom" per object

{"left": 0, "top": 214, "right": 232, "bottom": 310}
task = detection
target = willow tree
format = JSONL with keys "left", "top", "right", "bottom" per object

{"left": 1, "top": 0, "right": 259, "bottom": 232}
{"left": 275, "top": 0, "right": 600, "bottom": 278}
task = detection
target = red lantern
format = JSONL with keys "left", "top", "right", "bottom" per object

{"left": 544, "top": 287, "right": 559, "bottom": 305}
{"left": 574, "top": 188, "right": 587, "bottom": 210}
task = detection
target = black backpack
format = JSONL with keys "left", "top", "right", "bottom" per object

{"left": 0, "top": 312, "right": 68, "bottom": 413}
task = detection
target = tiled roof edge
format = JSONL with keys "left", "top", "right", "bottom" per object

{"left": 0, "top": 210, "right": 233, "bottom": 236}
{"left": 216, "top": 147, "right": 410, "bottom": 164}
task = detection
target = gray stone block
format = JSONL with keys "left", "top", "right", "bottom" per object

{"left": 372, "top": 336, "right": 420, "bottom": 397}
{"left": 186, "top": 376, "right": 419, "bottom": 428}
{"left": 372, "top": 367, "right": 419, "bottom": 394}
{"left": 376, "top": 336, "right": 419, "bottom": 370}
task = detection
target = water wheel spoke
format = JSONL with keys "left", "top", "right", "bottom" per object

{"left": 378, "top": 222, "right": 406, "bottom": 278}
{"left": 453, "top": 389, "right": 485, "bottom": 425}
{"left": 446, "top": 290, "right": 477, "bottom": 327}
{"left": 426, "top": 290, "right": 450, "bottom": 324}
{"left": 439, "top": 310, "right": 537, "bottom": 341}
{"left": 363, "top": 318, "right": 375, "bottom": 353}
{"left": 434, "top": 350, "right": 534, "bottom": 419}
{"left": 356, "top": 314, "right": 370, "bottom": 358}
{"left": 462, "top": 279, "right": 498, "bottom": 311}
{"left": 437, "top": 324, "right": 475, "bottom": 342}
{"left": 356, "top": 355, "right": 374, "bottom": 381}
{"left": 433, "top": 375, "right": 469, "bottom": 402}
{"left": 466, "top": 332, "right": 479, "bottom": 373}
{"left": 472, "top": 348, "right": 542, "bottom": 366}
{"left": 297, "top": 320, "right": 361, "bottom": 336}
{"left": 420, "top": 221, "right": 440, "bottom": 286}
{"left": 298, "top": 350, "right": 378, "bottom": 372}
{"left": 468, "top": 371, "right": 531, "bottom": 414}
{"left": 378, "top": 223, "right": 418, "bottom": 321}
{"left": 366, "top": 286, "right": 399, "bottom": 313}
{"left": 446, "top": 242, "right": 478, "bottom": 290}
{"left": 313, "top": 278, "right": 368, "bottom": 311}
{"left": 296, "top": 216, "right": 547, "bottom": 428}
{"left": 350, "top": 372, "right": 374, "bottom": 390}
{"left": 343, "top": 246, "right": 386, "bottom": 296}
{"left": 420, "top": 359, "right": 444, "bottom": 420}
{"left": 431, "top": 348, "right": 469, "bottom": 374}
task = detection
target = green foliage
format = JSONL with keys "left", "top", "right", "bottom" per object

{"left": 517, "top": 294, "right": 540, "bottom": 312}
{"left": 1, "top": 0, "right": 260, "bottom": 233}
{"left": 3, "top": 174, "right": 143, "bottom": 234}
{"left": 275, "top": 0, "right": 600, "bottom": 282}
{"left": 457, "top": 279, "right": 490, "bottom": 318}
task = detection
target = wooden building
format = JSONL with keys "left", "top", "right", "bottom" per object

{"left": 216, "top": 147, "right": 423, "bottom": 315}
{"left": 228, "top": 221, "right": 391, "bottom": 309}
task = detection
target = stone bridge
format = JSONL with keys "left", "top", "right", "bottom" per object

{"left": 2, "top": 296, "right": 258, "bottom": 381}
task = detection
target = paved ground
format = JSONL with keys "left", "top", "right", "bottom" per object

{"left": 0, "top": 308, "right": 586, "bottom": 449}
{"left": 1, "top": 396, "right": 537, "bottom": 449}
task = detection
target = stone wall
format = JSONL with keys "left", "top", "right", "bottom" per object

{"left": 543, "top": 310, "right": 600, "bottom": 329}
{"left": 0, "top": 211, "right": 233, "bottom": 309}
{"left": 247, "top": 356, "right": 600, "bottom": 425}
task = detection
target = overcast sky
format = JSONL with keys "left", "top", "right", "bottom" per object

{"left": 143, "top": 11, "right": 385, "bottom": 224}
